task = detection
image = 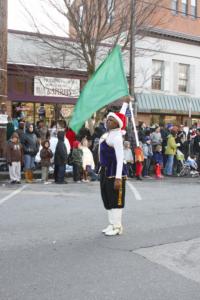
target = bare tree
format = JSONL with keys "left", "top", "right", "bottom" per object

{"left": 18, "top": 0, "right": 166, "bottom": 77}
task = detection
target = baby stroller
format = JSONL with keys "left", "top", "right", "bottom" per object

{"left": 177, "top": 151, "right": 199, "bottom": 177}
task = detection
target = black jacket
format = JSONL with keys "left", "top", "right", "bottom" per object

{"left": 54, "top": 131, "right": 68, "bottom": 166}
{"left": 21, "top": 126, "right": 39, "bottom": 156}
{"left": 194, "top": 135, "right": 200, "bottom": 154}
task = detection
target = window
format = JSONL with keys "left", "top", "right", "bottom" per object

{"left": 107, "top": 0, "right": 115, "bottom": 23}
{"left": 178, "top": 64, "right": 189, "bottom": 92}
{"left": 191, "top": 0, "right": 197, "bottom": 18}
{"left": 182, "top": 0, "right": 188, "bottom": 16}
{"left": 152, "top": 60, "right": 164, "bottom": 90}
{"left": 79, "top": 5, "right": 83, "bottom": 24}
{"left": 171, "top": 0, "right": 178, "bottom": 15}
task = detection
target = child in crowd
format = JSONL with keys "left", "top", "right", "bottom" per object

{"left": 81, "top": 137, "right": 97, "bottom": 182}
{"left": 134, "top": 142, "right": 144, "bottom": 180}
{"left": 142, "top": 137, "right": 153, "bottom": 178}
{"left": 186, "top": 155, "right": 198, "bottom": 170}
{"left": 124, "top": 141, "right": 134, "bottom": 178}
{"left": 6, "top": 132, "right": 23, "bottom": 184}
{"left": 40, "top": 140, "right": 53, "bottom": 184}
{"left": 71, "top": 140, "right": 83, "bottom": 183}
{"left": 153, "top": 144, "right": 164, "bottom": 179}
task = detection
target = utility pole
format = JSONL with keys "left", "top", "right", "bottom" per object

{"left": 0, "top": 0, "right": 8, "bottom": 161}
{"left": 129, "top": 0, "right": 137, "bottom": 116}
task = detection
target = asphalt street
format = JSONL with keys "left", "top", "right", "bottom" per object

{"left": 0, "top": 177, "right": 200, "bottom": 300}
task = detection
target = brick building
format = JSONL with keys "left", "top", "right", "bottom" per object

{"left": 69, "top": 0, "right": 200, "bottom": 126}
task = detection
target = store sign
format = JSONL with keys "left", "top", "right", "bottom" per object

{"left": 15, "top": 106, "right": 31, "bottom": 111}
{"left": 0, "top": 114, "right": 8, "bottom": 124}
{"left": 34, "top": 76, "right": 80, "bottom": 98}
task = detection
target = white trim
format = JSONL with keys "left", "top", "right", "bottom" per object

{"left": 107, "top": 112, "right": 123, "bottom": 128}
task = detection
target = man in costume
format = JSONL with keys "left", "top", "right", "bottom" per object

{"left": 99, "top": 99, "right": 130, "bottom": 236}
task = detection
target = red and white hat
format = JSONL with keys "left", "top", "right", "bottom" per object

{"left": 107, "top": 112, "right": 126, "bottom": 130}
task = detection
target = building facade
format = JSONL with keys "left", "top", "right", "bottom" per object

{"left": 7, "top": 30, "right": 88, "bottom": 126}
{"left": 134, "top": 31, "right": 200, "bottom": 125}
{"left": 68, "top": 0, "right": 200, "bottom": 126}
{"left": 7, "top": 22, "right": 200, "bottom": 127}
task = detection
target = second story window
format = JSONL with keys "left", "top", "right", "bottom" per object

{"left": 172, "top": 0, "right": 178, "bottom": 15}
{"left": 191, "top": 0, "right": 197, "bottom": 18}
{"left": 107, "top": 0, "right": 115, "bottom": 23}
{"left": 178, "top": 64, "right": 189, "bottom": 93}
{"left": 182, "top": 0, "right": 188, "bottom": 16}
{"left": 152, "top": 60, "right": 164, "bottom": 90}
{"left": 79, "top": 5, "right": 83, "bottom": 25}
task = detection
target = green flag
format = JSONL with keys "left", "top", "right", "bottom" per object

{"left": 69, "top": 45, "right": 129, "bottom": 133}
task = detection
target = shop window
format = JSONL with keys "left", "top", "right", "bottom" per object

{"left": 152, "top": 60, "right": 164, "bottom": 91}
{"left": 182, "top": 0, "right": 188, "bottom": 16}
{"left": 178, "top": 64, "right": 189, "bottom": 93}
{"left": 12, "top": 102, "right": 33, "bottom": 123}
{"left": 171, "top": 0, "right": 178, "bottom": 15}
{"left": 191, "top": 0, "right": 197, "bottom": 18}
{"left": 35, "top": 103, "right": 56, "bottom": 125}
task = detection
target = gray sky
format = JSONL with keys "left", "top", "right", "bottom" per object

{"left": 8, "top": 0, "right": 68, "bottom": 36}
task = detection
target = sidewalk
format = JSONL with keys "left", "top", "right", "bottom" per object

{"left": 0, "top": 170, "right": 42, "bottom": 181}
{"left": 0, "top": 165, "right": 73, "bottom": 181}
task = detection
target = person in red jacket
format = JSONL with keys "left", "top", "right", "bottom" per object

{"left": 65, "top": 127, "right": 76, "bottom": 149}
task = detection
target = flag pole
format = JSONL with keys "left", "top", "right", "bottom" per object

{"left": 129, "top": 100, "right": 139, "bottom": 147}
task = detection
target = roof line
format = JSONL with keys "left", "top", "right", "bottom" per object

{"left": 145, "top": 27, "right": 200, "bottom": 44}
{"left": 8, "top": 29, "right": 113, "bottom": 49}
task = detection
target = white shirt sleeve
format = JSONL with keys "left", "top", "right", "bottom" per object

{"left": 112, "top": 135, "right": 124, "bottom": 179}
{"left": 120, "top": 102, "right": 128, "bottom": 115}
{"left": 64, "top": 138, "right": 71, "bottom": 155}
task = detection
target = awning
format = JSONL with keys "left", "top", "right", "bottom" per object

{"left": 135, "top": 93, "right": 200, "bottom": 115}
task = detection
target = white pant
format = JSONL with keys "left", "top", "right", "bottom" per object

{"left": 108, "top": 209, "right": 122, "bottom": 228}
{"left": 9, "top": 162, "right": 21, "bottom": 181}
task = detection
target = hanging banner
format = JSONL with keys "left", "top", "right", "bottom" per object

{"left": 34, "top": 76, "right": 80, "bottom": 98}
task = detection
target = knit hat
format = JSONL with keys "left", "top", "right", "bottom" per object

{"left": 73, "top": 140, "right": 81, "bottom": 149}
{"left": 11, "top": 132, "right": 19, "bottom": 139}
{"left": 107, "top": 112, "right": 126, "bottom": 130}
{"left": 167, "top": 123, "right": 173, "bottom": 130}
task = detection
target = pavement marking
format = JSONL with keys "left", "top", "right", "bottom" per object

{"left": 0, "top": 185, "right": 27, "bottom": 206}
{"left": 127, "top": 181, "right": 142, "bottom": 201}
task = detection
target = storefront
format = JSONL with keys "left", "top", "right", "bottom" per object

{"left": 136, "top": 93, "right": 200, "bottom": 126}
{"left": 12, "top": 102, "right": 75, "bottom": 126}
{"left": 8, "top": 65, "right": 87, "bottom": 126}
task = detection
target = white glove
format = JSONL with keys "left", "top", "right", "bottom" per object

{"left": 176, "top": 143, "right": 180, "bottom": 147}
